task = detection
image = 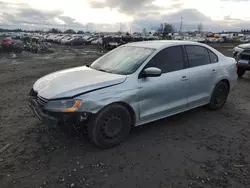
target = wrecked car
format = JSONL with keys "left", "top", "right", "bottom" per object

{"left": 29, "top": 41, "right": 237, "bottom": 149}
{"left": 69, "top": 36, "right": 87, "bottom": 45}
{"left": 233, "top": 43, "right": 250, "bottom": 77}
{"left": 1, "top": 37, "right": 14, "bottom": 51}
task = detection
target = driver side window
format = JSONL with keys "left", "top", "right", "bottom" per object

{"left": 145, "top": 46, "right": 185, "bottom": 74}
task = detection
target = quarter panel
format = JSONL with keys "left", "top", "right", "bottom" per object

{"left": 215, "top": 59, "right": 238, "bottom": 91}
{"left": 188, "top": 64, "right": 218, "bottom": 106}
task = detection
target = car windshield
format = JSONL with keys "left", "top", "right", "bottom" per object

{"left": 90, "top": 46, "right": 155, "bottom": 75}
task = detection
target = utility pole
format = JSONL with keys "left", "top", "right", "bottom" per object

{"left": 180, "top": 16, "right": 183, "bottom": 33}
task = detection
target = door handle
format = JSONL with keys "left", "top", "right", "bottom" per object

{"left": 180, "top": 76, "right": 188, "bottom": 81}
{"left": 212, "top": 69, "right": 217, "bottom": 73}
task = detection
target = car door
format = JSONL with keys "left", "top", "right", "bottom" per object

{"left": 138, "top": 46, "right": 189, "bottom": 122}
{"left": 185, "top": 45, "right": 219, "bottom": 108}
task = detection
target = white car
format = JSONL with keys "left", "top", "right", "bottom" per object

{"left": 29, "top": 40, "right": 238, "bottom": 148}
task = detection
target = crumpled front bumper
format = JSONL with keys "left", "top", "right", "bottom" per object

{"left": 28, "top": 97, "right": 93, "bottom": 130}
{"left": 28, "top": 97, "right": 59, "bottom": 128}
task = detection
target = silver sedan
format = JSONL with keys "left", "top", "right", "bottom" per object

{"left": 29, "top": 40, "right": 238, "bottom": 148}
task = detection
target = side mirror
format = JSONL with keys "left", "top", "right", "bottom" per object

{"left": 142, "top": 67, "right": 162, "bottom": 78}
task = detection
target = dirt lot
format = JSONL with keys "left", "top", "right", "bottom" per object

{"left": 0, "top": 43, "right": 249, "bottom": 188}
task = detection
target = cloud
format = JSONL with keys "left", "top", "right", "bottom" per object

{"left": 0, "top": 1, "right": 28, "bottom": 8}
{"left": 221, "top": 0, "right": 249, "bottom": 1}
{"left": 223, "top": 15, "right": 243, "bottom": 21}
{"left": 0, "top": 0, "right": 250, "bottom": 32}
{"left": 131, "top": 9, "right": 212, "bottom": 30}
{"left": 0, "top": 1, "right": 84, "bottom": 29}
{"left": 89, "top": 0, "right": 155, "bottom": 14}
{"left": 130, "top": 8, "right": 250, "bottom": 32}
{"left": 89, "top": 0, "right": 183, "bottom": 17}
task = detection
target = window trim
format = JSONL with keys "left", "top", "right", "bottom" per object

{"left": 139, "top": 45, "right": 187, "bottom": 78}
{"left": 184, "top": 45, "right": 218, "bottom": 68}
{"left": 208, "top": 49, "right": 219, "bottom": 64}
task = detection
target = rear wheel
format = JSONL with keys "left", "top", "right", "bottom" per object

{"left": 237, "top": 68, "right": 245, "bottom": 78}
{"left": 208, "top": 81, "right": 229, "bottom": 110}
{"left": 88, "top": 104, "right": 132, "bottom": 149}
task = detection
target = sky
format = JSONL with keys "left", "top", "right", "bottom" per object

{"left": 0, "top": 0, "right": 250, "bottom": 32}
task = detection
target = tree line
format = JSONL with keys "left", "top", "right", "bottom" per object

{"left": 241, "top": 29, "right": 250, "bottom": 33}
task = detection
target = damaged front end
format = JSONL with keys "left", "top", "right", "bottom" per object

{"left": 28, "top": 88, "right": 93, "bottom": 134}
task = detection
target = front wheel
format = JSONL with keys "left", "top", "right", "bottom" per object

{"left": 88, "top": 104, "right": 132, "bottom": 149}
{"left": 208, "top": 81, "right": 229, "bottom": 110}
{"left": 237, "top": 68, "right": 245, "bottom": 78}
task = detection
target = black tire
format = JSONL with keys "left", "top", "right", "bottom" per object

{"left": 208, "top": 81, "right": 229, "bottom": 110}
{"left": 88, "top": 104, "right": 132, "bottom": 149}
{"left": 237, "top": 68, "right": 245, "bottom": 78}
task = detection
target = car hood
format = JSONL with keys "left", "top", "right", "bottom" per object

{"left": 33, "top": 66, "right": 127, "bottom": 99}
{"left": 238, "top": 43, "right": 250, "bottom": 49}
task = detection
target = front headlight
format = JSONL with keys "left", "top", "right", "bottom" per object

{"left": 44, "top": 99, "right": 83, "bottom": 112}
{"left": 233, "top": 46, "right": 244, "bottom": 53}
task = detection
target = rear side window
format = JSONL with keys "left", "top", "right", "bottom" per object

{"left": 185, "top": 46, "right": 210, "bottom": 67}
{"left": 208, "top": 50, "right": 218, "bottom": 63}
{"left": 146, "top": 46, "right": 184, "bottom": 74}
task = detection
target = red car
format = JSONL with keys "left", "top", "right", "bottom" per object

{"left": 2, "top": 38, "right": 14, "bottom": 47}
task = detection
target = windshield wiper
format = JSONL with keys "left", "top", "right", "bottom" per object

{"left": 89, "top": 65, "right": 113, "bottom": 73}
{"left": 92, "top": 67, "right": 109, "bottom": 73}
{"left": 97, "top": 68, "right": 109, "bottom": 73}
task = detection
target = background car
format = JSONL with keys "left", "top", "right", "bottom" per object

{"left": 1, "top": 37, "right": 15, "bottom": 51}
{"left": 69, "top": 36, "right": 87, "bottom": 45}
{"left": 60, "top": 36, "right": 73, "bottom": 44}
{"left": 2, "top": 37, "right": 14, "bottom": 47}
{"left": 233, "top": 44, "right": 250, "bottom": 77}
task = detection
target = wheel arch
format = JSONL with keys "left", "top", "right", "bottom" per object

{"left": 208, "top": 78, "right": 230, "bottom": 110}
{"left": 210, "top": 78, "right": 230, "bottom": 99}
{"left": 218, "top": 78, "right": 230, "bottom": 90}
{"left": 97, "top": 101, "right": 136, "bottom": 127}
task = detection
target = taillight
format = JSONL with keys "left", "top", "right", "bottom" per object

{"left": 235, "top": 60, "right": 238, "bottom": 69}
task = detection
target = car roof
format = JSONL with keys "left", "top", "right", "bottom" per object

{"left": 125, "top": 40, "right": 204, "bottom": 49}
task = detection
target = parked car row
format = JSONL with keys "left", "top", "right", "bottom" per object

{"left": 0, "top": 33, "right": 160, "bottom": 52}
{"left": 43, "top": 34, "right": 101, "bottom": 45}
{"left": 42, "top": 33, "right": 161, "bottom": 50}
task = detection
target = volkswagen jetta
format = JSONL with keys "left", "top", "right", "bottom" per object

{"left": 29, "top": 41, "right": 238, "bottom": 148}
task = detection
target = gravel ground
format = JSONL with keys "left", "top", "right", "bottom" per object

{"left": 0, "top": 43, "right": 249, "bottom": 188}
